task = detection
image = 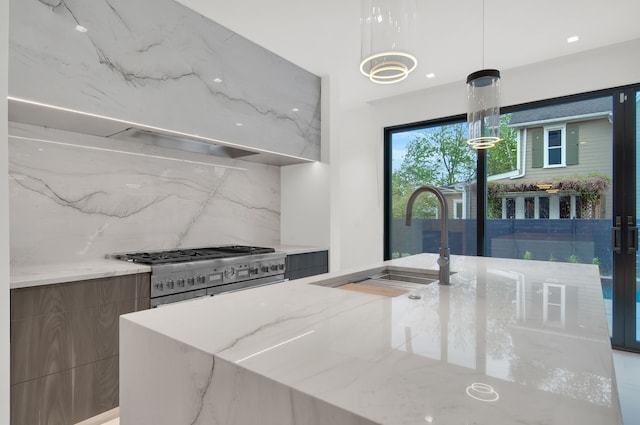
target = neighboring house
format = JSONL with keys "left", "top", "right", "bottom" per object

{"left": 489, "top": 97, "right": 612, "bottom": 220}
{"left": 442, "top": 184, "right": 469, "bottom": 219}
{"left": 407, "top": 185, "right": 469, "bottom": 220}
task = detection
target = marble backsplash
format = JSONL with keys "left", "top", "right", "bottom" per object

{"left": 10, "top": 0, "right": 321, "bottom": 161}
{"left": 9, "top": 123, "right": 281, "bottom": 267}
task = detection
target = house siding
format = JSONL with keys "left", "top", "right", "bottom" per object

{"left": 447, "top": 194, "right": 469, "bottom": 220}
{"left": 505, "top": 117, "right": 613, "bottom": 218}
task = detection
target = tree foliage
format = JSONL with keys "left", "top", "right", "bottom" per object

{"left": 392, "top": 124, "right": 475, "bottom": 219}
{"left": 392, "top": 115, "right": 518, "bottom": 219}
{"left": 487, "top": 115, "right": 518, "bottom": 175}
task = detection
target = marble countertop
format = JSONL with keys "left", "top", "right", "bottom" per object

{"left": 273, "top": 244, "right": 328, "bottom": 255}
{"left": 9, "top": 246, "right": 323, "bottom": 289}
{"left": 120, "top": 254, "right": 621, "bottom": 425}
{"left": 10, "top": 259, "right": 151, "bottom": 289}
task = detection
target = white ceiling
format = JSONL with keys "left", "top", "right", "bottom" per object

{"left": 175, "top": 0, "right": 640, "bottom": 106}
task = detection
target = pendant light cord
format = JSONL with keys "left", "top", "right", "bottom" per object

{"left": 482, "top": 0, "right": 485, "bottom": 68}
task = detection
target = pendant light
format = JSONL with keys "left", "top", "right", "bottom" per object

{"left": 466, "top": 0, "right": 501, "bottom": 149}
{"left": 360, "top": 0, "right": 417, "bottom": 84}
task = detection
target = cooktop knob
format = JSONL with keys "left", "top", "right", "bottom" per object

{"left": 197, "top": 275, "right": 206, "bottom": 284}
{"left": 187, "top": 277, "right": 195, "bottom": 286}
{"left": 166, "top": 280, "right": 175, "bottom": 289}
{"left": 224, "top": 267, "right": 235, "bottom": 279}
{"left": 270, "top": 264, "right": 278, "bottom": 271}
{"left": 177, "top": 278, "right": 185, "bottom": 287}
{"left": 155, "top": 282, "right": 163, "bottom": 291}
{"left": 261, "top": 266, "right": 269, "bottom": 272}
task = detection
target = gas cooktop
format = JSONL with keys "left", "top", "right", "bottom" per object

{"left": 115, "top": 245, "right": 276, "bottom": 265}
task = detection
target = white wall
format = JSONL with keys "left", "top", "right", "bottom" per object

{"left": 1, "top": 0, "right": 10, "bottom": 420}
{"left": 373, "top": 38, "right": 640, "bottom": 127}
{"left": 280, "top": 161, "right": 330, "bottom": 248}
{"left": 283, "top": 38, "right": 640, "bottom": 272}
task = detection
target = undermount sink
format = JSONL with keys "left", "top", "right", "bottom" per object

{"left": 362, "top": 270, "right": 439, "bottom": 287}
{"left": 310, "top": 266, "right": 452, "bottom": 294}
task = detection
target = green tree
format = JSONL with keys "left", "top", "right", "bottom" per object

{"left": 487, "top": 114, "right": 518, "bottom": 175}
{"left": 391, "top": 115, "right": 518, "bottom": 219}
{"left": 392, "top": 124, "right": 475, "bottom": 218}
{"left": 406, "top": 124, "right": 476, "bottom": 186}
{"left": 391, "top": 171, "right": 416, "bottom": 218}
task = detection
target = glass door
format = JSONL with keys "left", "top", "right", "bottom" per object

{"left": 611, "top": 87, "right": 639, "bottom": 351}
{"left": 635, "top": 90, "right": 640, "bottom": 348}
{"left": 484, "top": 95, "right": 616, "bottom": 339}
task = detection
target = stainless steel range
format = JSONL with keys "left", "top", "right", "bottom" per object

{"left": 110, "top": 245, "right": 286, "bottom": 307}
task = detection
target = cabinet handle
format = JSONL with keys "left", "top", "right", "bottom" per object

{"left": 628, "top": 216, "right": 638, "bottom": 253}
{"left": 612, "top": 216, "right": 622, "bottom": 254}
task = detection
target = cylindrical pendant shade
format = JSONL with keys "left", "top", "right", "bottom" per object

{"left": 360, "top": 0, "right": 417, "bottom": 84}
{"left": 466, "top": 69, "right": 501, "bottom": 149}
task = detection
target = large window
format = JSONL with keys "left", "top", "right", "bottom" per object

{"left": 387, "top": 95, "right": 612, "bottom": 259}
{"left": 385, "top": 117, "right": 518, "bottom": 258}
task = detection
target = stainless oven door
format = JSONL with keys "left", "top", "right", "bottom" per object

{"left": 207, "top": 274, "right": 286, "bottom": 296}
{"left": 150, "top": 275, "right": 286, "bottom": 307}
{"left": 150, "top": 289, "right": 207, "bottom": 308}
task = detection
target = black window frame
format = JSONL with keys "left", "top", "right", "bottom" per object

{"left": 383, "top": 84, "right": 637, "bottom": 261}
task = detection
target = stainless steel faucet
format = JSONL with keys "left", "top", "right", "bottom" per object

{"left": 405, "top": 185, "right": 451, "bottom": 285}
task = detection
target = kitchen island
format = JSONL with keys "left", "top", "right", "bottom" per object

{"left": 119, "top": 254, "right": 621, "bottom": 424}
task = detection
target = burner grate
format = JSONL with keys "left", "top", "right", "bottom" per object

{"left": 120, "top": 246, "right": 276, "bottom": 265}
{"left": 217, "top": 246, "right": 276, "bottom": 255}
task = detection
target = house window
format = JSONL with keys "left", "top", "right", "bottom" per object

{"left": 560, "top": 196, "right": 571, "bottom": 218}
{"left": 544, "top": 125, "right": 566, "bottom": 167}
{"left": 525, "top": 197, "right": 535, "bottom": 219}
{"left": 500, "top": 194, "right": 584, "bottom": 219}
{"left": 505, "top": 197, "right": 516, "bottom": 219}
{"left": 453, "top": 199, "right": 464, "bottom": 219}
{"left": 543, "top": 283, "right": 566, "bottom": 326}
{"left": 574, "top": 195, "right": 582, "bottom": 218}
{"left": 539, "top": 197, "right": 550, "bottom": 218}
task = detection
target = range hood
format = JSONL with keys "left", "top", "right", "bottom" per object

{"left": 108, "top": 128, "right": 257, "bottom": 159}
{"left": 8, "top": 97, "right": 313, "bottom": 166}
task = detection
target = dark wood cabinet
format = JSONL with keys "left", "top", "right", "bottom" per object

{"left": 10, "top": 273, "right": 150, "bottom": 425}
{"left": 285, "top": 250, "right": 328, "bottom": 280}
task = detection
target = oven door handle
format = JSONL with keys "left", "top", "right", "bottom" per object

{"left": 208, "top": 276, "right": 287, "bottom": 296}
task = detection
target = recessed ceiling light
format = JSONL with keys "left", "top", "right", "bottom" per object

{"left": 567, "top": 35, "right": 579, "bottom": 43}
{"left": 425, "top": 73, "right": 435, "bottom": 79}
{"left": 291, "top": 108, "right": 299, "bottom": 112}
{"left": 75, "top": 25, "right": 88, "bottom": 33}
{"left": 213, "top": 78, "right": 223, "bottom": 83}
{"left": 235, "top": 122, "right": 243, "bottom": 127}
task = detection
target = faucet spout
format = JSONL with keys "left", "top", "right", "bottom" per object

{"left": 405, "top": 185, "right": 451, "bottom": 285}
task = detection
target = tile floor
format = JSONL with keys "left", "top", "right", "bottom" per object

{"left": 75, "top": 407, "right": 119, "bottom": 425}
{"left": 80, "top": 350, "right": 640, "bottom": 425}
{"left": 613, "top": 349, "right": 640, "bottom": 425}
